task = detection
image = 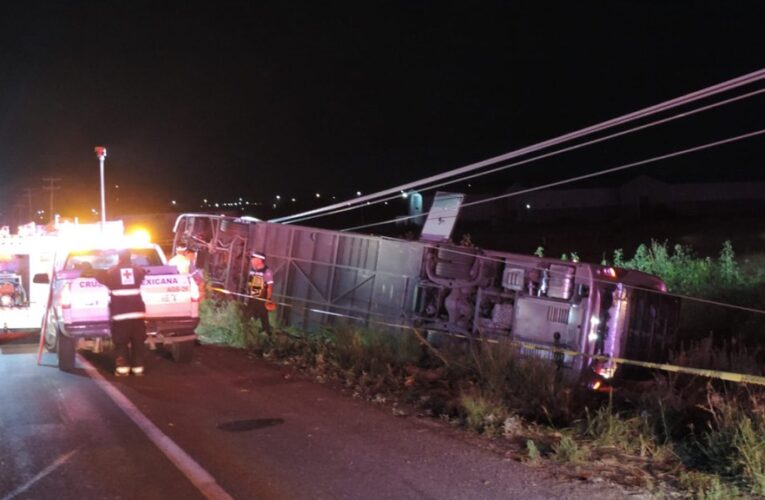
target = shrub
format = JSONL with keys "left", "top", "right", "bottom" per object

{"left": 612, "top": 240, "right": 758, "bottom": 302}
{"left": 459, "top": 389, "right": 508, "bottom": 435}
{"left": 692, "top": 387, "right": 765, "bottom": 495}
{"left": 195, "top": 297, "right": 250, "bottom": 347}
{"left": 553, "top": 433, "right": 587, "bottom": 463}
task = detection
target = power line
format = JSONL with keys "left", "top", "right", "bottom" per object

{"left": 271, "top": 67, "right": 765, "bottom": 224}
{"left": 341, "top": 128, "right": 765, "bottom": 232}
{"left": 283, "top": 87, "right": 765, "bottom": 225}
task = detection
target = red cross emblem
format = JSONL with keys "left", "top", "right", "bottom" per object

{"left": 120, "top": 268, "right": 135, "bottom": 285}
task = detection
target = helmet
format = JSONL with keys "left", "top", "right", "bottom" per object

{"left": 250, "top": 251, "right": 266, "bottom": 260}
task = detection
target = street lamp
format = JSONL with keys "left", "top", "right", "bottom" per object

{"left": 94, "top": 146, "right": 107, "bottom": 228}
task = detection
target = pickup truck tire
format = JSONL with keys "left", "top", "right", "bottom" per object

{"left": 58, "top": 333, "right": 76, "bottom": 371}
{"left": 170, "top": 340, "right": 194, "bottom": 363}
{"left": 44, "top": 310, "right": 58, "bottom": 353}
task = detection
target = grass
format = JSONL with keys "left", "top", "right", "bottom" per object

{"left": 552, "top": 434, "right": 587, "bottom": 464}
{"left": 193, "top": 240, "right": 765, "bottom": 496}
{"left": 677, "top": 471, "right": 743, "bottom": 500}
{"left": 459, "top": 389, "right": 508, "bottom": 435}
{"left": 691, "top": 388, "right": 765, "bottom": 495}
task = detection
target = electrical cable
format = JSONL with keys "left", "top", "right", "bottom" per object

{"left": 282, "top": 87, "right": 765, "bottom": 225}
{"left": 342, "top": 128, "right": 765, "bottom": 232}
{"left": 271, "top": 68, "right": 765, "bottom": 224}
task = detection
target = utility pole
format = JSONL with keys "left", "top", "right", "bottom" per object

{"left": 13, "top": 203, "right": 25, "bottom": 227}
{"left": 94, "top": 147, "right": 107, "bottom": 228}
{"left": 22, "top": 188, "right": 33, "bottom": 221}
{"left": 42, "top": 177, "right": 62, "bottom": 223}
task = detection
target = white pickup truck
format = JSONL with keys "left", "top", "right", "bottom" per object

{"left": 37, "top": 243, "right": 200, "bottom": 371}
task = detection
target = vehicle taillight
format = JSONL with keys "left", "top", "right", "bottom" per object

{"left": 60, "top": 282, "right": 72, "bottom": 309}
{"left": 189, "top": 277, "right": 200, "bottom": 302}
{"left": 593, "top": 362, "right": 617, "bottom": 379}
{"left": 603, "top": 267, "right": 618, "bottom": 279}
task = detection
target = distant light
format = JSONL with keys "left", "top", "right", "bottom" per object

{"left": 315, "top": 193, "right": 321, "bottom": 198}
{"left": 588, "top": 332, "right": 599, "bottom": 342}
{"left": 291, "top": 198, "right": 296, "bottom": 202}
{"left": 115, "top": 184, "right": 120, "bottom": 189}
{"left": 384, "top": 202, "right": 388, "bottom": 205}
{"left": 239, "top": 197, "right": 243, "bottom": 202}
{"left": 276, "top": 195, "right": 281, "bottom": 200}
{"left": 332, "top": 196, "right": 336, "bottom": 200}
{"left": 272, "top": 204, "right": 277, "bottom": 209}
{"left": 467, "top": 183, "right": 471, "bottom": 187}
{"left": 91, "top": 208, "right": 98, "bottom": 214}
{"left": 401, "top": 191, "right": 408, "bottom": 199}
{"left": 171, "top": 200, "right": 177, "bottom": 206}
{"left": 245, "top": 201, "right": 250, "bottom": 205}
{"left": 526, "top": 204, "right": 531, "bottom": 209}
{"left": 215, "top": 203, "right": 219, "bottom": 208}
{"left": 356, "top": 191, "right": 362, "bottom": 196}
{"left": 203, "top": 198, "right": 208, "bottom": 203}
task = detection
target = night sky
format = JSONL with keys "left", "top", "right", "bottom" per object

{"left": 0, "top": 1, "right": 763, "bottom": 224}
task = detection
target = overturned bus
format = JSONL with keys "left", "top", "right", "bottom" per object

{"left": 173, "top": 213, "right": 679, "bottom": 385}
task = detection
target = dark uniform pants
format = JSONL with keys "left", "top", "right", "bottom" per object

{"left": 112, "top": 319, "right": 147, "bottom": 366}
{"left": 245, "top": 297, "right": 271, "bottom": 334}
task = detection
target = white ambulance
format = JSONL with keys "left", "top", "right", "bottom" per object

{"left": 0, "top": 224, "right": 57, "bottom": 332}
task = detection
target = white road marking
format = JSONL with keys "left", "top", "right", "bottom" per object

{"left": 1, "top": 448, "right": 80, "bottom": 500}
{"left": 78, "top": 355, "right": 233, "bottom": 500}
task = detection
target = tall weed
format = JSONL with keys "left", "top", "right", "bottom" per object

{"left": 196, "top": 297, "right": 250, "bottom": 347}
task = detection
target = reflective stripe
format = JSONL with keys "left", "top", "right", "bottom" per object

{"left": 111, "top": 289, "right": 142, "bottom": 297}
{"left": 112, "top": 311, "right": 146, "bottom": 321}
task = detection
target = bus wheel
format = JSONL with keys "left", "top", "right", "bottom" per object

{"left": 58, "top": 333, "right": 77, "bottom": 371}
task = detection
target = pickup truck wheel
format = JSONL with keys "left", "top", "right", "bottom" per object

{"left": 58, "top": 333, "right": 77, "bottom": 371}
{"left": 44, "top": 310, "right": 58, "bottom": 353}
{"left": 170, "top": 341, "right": 194, "bottom": 363}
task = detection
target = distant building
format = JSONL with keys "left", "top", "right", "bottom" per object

{"left": 442, "top": 176, "right": 765, "bottom": 223}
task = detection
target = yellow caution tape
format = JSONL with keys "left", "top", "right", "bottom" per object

{"left": 209, "top": 286, "right": 765, "bottom": 386}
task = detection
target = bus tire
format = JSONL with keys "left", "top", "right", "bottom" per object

{"left": 170, "top": 341, "right": 194, "bottom": 363}
{"left": 58, "top": 333, "right": 76, "bottom": 371}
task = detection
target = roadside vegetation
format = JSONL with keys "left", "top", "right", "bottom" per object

{"left": 196, "top": 240, "right": 765, "bottom": 498}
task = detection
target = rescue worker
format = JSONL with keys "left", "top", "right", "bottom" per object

{"left": 96, "top": 249, "right": 147, "bottom": 376}
{"left": 169, "top": 244, "right": 192, "bottom": 274}
{"left": 245, "top": 250, "right": 274, "bottom": 335}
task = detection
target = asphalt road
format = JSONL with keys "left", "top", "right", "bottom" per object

{"left": 0, "top": 334, "right": 644, "bottom": 499}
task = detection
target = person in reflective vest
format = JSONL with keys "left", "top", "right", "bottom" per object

{"left": 96, "top": 249, "right": 147, "bottom": 376}
{"left": 245, "top": 250, "right": 274, "bottom": 335}
{"left": 169, "top": 244, "right": 192, "bottom": 274}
